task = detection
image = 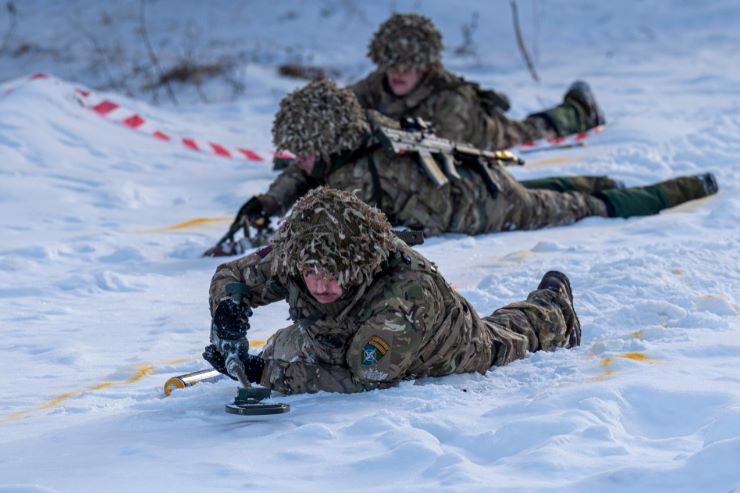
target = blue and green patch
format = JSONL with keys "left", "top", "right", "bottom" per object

{"left": 361, "top": 336, "right": 390, "bottom": 365}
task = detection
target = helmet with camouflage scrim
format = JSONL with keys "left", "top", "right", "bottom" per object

{"left": 368, "top": 13, "right": 443, "bottom": 71}
{"left": 270, "top": 187, "right": 396, "bottom": 288}
{"left": 272, "top": 78, "right": 369, "bottom": 161}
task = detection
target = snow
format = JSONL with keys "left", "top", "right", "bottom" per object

{"left": 1, "top": 1, "right": 739, "bottom": 492}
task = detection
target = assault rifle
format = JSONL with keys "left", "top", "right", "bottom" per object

{"left": 202, "top": 209, "right": 273, "bottom": 257}
{"left": 375, "top": 117, "right": 524, "bottom": 197}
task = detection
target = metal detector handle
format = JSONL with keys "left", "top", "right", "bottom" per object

{"left": 225, "top": 353, "right": 252, "bottom": 389}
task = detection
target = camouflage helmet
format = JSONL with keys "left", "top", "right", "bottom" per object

{"left": 368, "top": 13, "right": 443, "bottom": 70}
{"left": 271, "top": 187, "right": 396, "bottom": 288}
{"left": 272, "top": 78, "right": 369, "bottom": 159}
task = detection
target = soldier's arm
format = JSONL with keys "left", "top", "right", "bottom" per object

{"left": 209, "top": 245, "right": 288, "bottom": 314}
{"left": 261, "top": 275, "right": 444, "bottom": 394}
{"left": 431, "top": 90, "right": 489, "bottom": 150}
{"left": 263, "top": 164, "right": 322, "bottom": 215}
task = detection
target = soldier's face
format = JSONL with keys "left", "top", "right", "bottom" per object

{"left": 386, "top": 68, "right": 423, "bottom": 96}
{"left": 295, "top": 154, "right": 317, "bottom": 174}
{"left": 303, "top": 270, "right": 344, "bottom": 304}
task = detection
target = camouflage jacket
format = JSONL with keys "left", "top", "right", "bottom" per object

{"left": 351, "top": 68, "right": 525, "bottom": 150}
{"left": 209, "top": 239, "right": 494, "bottom": 394}
{"left": 263, "top": 111, "right": 600, "bottom": 236}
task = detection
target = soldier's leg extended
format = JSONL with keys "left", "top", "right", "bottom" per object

{"left": 526, "top": 81, "right": 606, "bottom": 137}
{"left": 484, "top": 271, "right": 580, "bottom": 367}
{"left": 594, "top": 173, "right": 718, "bottom": 218}
{"left": 478, "top": 165, "right": 609, "bottom": 233}
{"left": 520, "top": 175, "right": 624, "bottom": 194}
{"left": 495, "top": 179, "right": 609, "bottom": 231}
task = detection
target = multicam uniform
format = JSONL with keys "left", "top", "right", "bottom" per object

{"left": 248, "top": 79, "right": 712, "bottom": 245}
{"left": 353, "top": 12, "right": 598, "bottom": 152}
{"left": 351, "top": 68, "right": 569, "bottom": 151}
{"left": 210, "top": 239, "right": 578, "bottom": 394}
{"left": 264, "top": 110, "right": 609, "bottom": 237}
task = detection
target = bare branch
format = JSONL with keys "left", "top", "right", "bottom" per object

{"left": 0, "top": 1, "right": 18, "bottom": 55}
{"left": 72, "top": 17, "right": 132, "bottom": 96}
{"left": 139, "top": 0, "right": 178, "bottom": 105}
{"left": 510, "top": 0, "right": 540, "bottom": 82}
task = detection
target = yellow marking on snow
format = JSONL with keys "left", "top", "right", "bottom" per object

{"left": 502, "top": 250, "right": 531, "bottom": 262}
{"left": 622, "top": 352, "right": 651, "bottom": 362}
{"left": 590, "top": 369, "right": 616, "bottom": 382}
{"left": 138, "top": 216, "right": 233, "bottom": 233}
{"left": 0, "top": 342, "right": 268, "bottom": 424}
{"left": 525, "top": 156, "right": 579, "bottom": 169}
{"left": 629, "top": 330, "right": 645, "bottom": 339}
{"left": 591, "top": 351, "right": 654, "bottom": 382}
{"left": 163, "top": 357, "right": 192, "bottom": 365}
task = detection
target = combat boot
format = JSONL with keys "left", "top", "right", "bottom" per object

{"left": 563, "top": 80, "right": 606, "bottom": 130}
{"left": 525, "top": 80, "right": 605, "bottom": 137}
{"left": 595, "top": 172, "right": 719, "bottom": 218}
{"left": 696, "top": 172, "right": 719, "bottom": 195}
{"left": 537, "top": 271, "right": 581, "bottom": 347}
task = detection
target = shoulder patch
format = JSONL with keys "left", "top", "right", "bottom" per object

{"left": 361, "top": 335, "right": 391, "bottom": 365}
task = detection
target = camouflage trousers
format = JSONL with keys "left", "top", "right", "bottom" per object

{"left": 448, "top": 165, "right": 609, "bottom": 235}
{"left": 520, "top": 175, "right": 622, "bottom": 194}
{"left": 484, "top": 287, "right": 580, "bottom": 366}
{"left": 258, "top": 287, "right": 579, "bottom": 393}
{"left": 485, "top": 101, "right": 584, "bottom": 150}
{"left": 485, "top": 109, "right": 557, "bottom": 150}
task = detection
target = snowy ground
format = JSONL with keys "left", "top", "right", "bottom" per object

{"left": 1, "top": 1, "right": 739, "bottom": 492}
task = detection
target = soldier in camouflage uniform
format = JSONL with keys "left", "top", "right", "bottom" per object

{"left": 351, "top": 13, "right": 604, "bottom": 153}
{"left": 204, "top": 79, "right": 717, "bottom": 255}
{"left": 203, "top": 187, "right": 581, "bottom": 394}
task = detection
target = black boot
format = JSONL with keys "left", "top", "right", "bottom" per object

{"left": 537, "top": 271, "right": 581, "bottom": 347}
{"left": 564, "top": 80, "right": 606, "bottom": 130}
{"left": 696, "top": 172, "right": 719, "bottom": 195}
{"left": 595, "top": 172, "right": 719, "bottom": 218}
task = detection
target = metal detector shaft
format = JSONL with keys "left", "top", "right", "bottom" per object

{"left": 163, "top": 369, "right": 222, "bottom": 396}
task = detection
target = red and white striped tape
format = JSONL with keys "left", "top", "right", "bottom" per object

{"left": 2, "top": 73, "right": 278, "bottom": 163}
{"left": 513, "top": 125, "right": 604, "bottom": 153}
{"left": 3, "top": 73, "right": 603, "bottom": 160}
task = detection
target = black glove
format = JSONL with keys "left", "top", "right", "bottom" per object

{"left": 203, "top": 343, "right": 230, "bottom": 376}
{"left": 213, "top": 299, "right": 252, "bottom": 340}
{"left": 202, "top": 343, "right": 265, "bottom": 383}
{"left": 236, "top": 196, "right": 268, "bottom": 228}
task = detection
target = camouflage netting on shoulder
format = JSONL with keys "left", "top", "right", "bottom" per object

{"left": 272, "top": 79, "right": 369, "bottom": 159}
{"left": 271, "top": 187, "right": 396, "bottom": 288}
{"left": 368, "top": 13, "right": 443, "bottom": 70}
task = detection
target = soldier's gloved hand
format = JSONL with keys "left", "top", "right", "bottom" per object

{"left": 203, "top": 343, "right": 231, "bottom": 377}
{"left": 236, "top": 196, "right": 266, "bottom": 227}
{"left": 213, "top": 299, "right": 253, "bottom": 340}
{"left": 202, "top": 343, "right": 265, "bottom": 383}
{"left": 236, "top": 195, "right": 279, "bottom": 227}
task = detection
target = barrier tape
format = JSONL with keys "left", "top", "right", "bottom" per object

{"left": 514, "top": 125, "right": 604, "bottom": 154}
{"left": 3, "top": 73, "right": 603, "bottom": 163}
{"left": 2, "top": 73, "right": 282, "bottom": 163}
